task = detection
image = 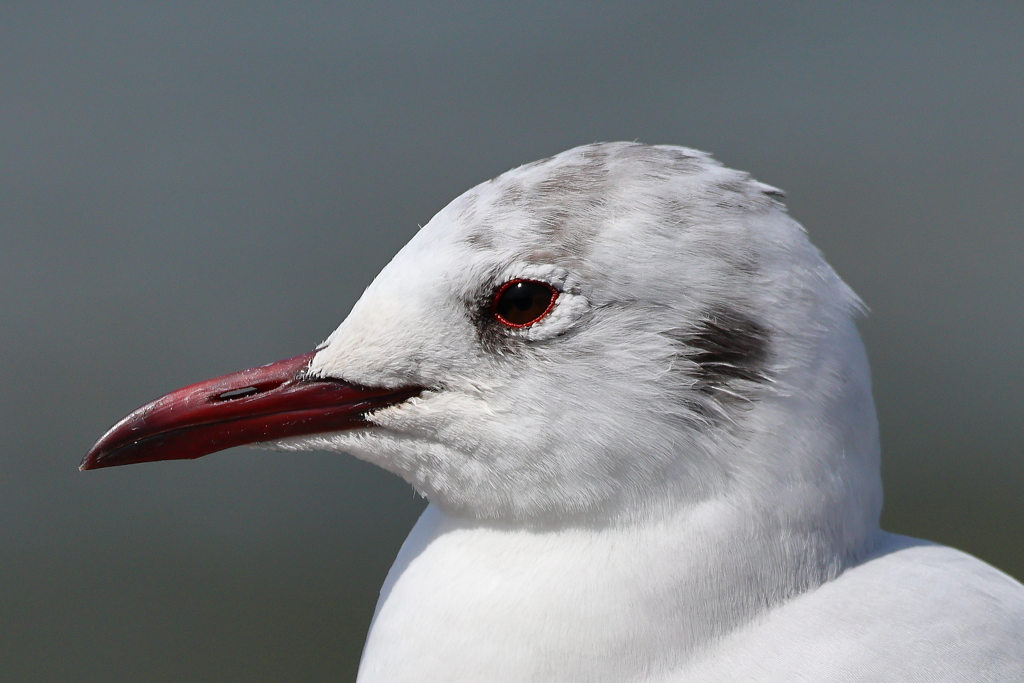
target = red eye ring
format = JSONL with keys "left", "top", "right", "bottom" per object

{"left": 490, "top": 279, "right": 559, "bottom": 328}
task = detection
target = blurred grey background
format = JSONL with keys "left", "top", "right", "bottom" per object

{"left": 1, "top": 2, "right": 1021, "bottom": 680}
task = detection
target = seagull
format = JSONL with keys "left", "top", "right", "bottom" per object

{"left": 83, "top": 142, "right": 1024, "bottom": 682}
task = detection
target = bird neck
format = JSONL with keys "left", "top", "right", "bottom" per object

{"left": 357, "top": 492, "right": 880, "bottom": 683}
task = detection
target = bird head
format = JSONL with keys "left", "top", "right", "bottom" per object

{"left": 83, "top": 143, "right": 880, "bottom": 537}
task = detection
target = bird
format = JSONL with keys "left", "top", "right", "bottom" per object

{"left": 83, "top": 142, "right": 1024, "bottom": 682}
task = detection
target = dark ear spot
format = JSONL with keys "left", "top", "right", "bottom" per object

{"left": 671, "top": 308, "right": 771, "bottom": 405}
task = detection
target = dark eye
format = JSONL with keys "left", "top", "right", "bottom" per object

{"left": 491, "top": 279, "right": 558, "bottom": 328}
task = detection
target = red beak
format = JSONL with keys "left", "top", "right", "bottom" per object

{"left": 80, "top": 351, "right": 422, "bottom": 471}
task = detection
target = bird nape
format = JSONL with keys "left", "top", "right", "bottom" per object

{"left": 83, "top": 142, "right": 1024, "bottom": 682}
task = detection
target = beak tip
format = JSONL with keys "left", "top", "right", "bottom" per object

{"left": 79, "top": 450, "right": 100, "bottom": 471}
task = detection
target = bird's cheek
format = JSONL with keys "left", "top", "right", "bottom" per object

{"left": 370, "top": 391, "right": 512, "bottom": 456}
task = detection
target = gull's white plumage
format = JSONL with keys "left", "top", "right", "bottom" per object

{"left": 273, "top": 143, "right": 1024, "bottom": 681}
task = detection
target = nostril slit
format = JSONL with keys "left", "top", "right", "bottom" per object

{"left": 210, "top": 378, "right": 288, "bottom": 402}
{"left": 215, "top": 386, "right": 262, "bottom": 401}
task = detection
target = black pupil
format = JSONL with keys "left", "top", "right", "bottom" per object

{"left": 494, "top": 281, "right": 555, "bottom": 326}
